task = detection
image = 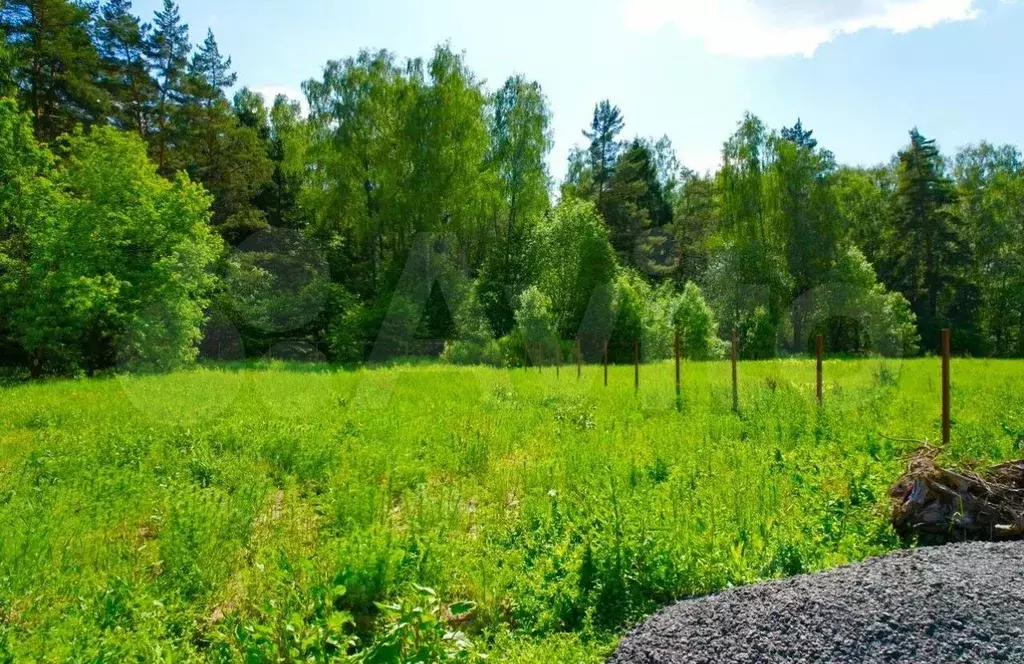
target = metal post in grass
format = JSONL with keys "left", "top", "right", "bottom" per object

{"left": 816, "top": 334, "right": 824, "bottom": 407}
{"left": 674, "top": 330, "right": 681, "bottom": 399}
{"left": 731, "top": 329, "right": 739, "bottom": 413}
{"left": 576, "top": 337, "right": 582, "bottom": 380}
{"left": 604, "top": 340, "right": 609, "bottom": 387}
{"left": 634, "top": 338, "right": 640, "bottom": 393}
{"left": 942, "top": 328, "right": 951, "bottom": 446}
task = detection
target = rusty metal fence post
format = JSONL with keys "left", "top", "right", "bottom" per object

{"left": 731, "top": 329, "right": 739, "bottom": 413}
{"left": 604, "top": 341, "right": 609, "bottom": 387}
{"left": 816, "top": 334, "right": 823, "bottom": 407}
{"left": 634, "top": 338, "right": 639, "bottom": 393}
{"left": 674, "top": 330, "right": 681, "bottom": 400}
{"left": 942, "top": 328, "right": 951, "bottom": 445}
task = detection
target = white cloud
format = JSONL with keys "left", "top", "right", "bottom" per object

{"left": 623, "top": 0, "right": 983, "bottom": 57}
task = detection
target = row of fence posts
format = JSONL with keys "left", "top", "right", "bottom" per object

{"left": 530, "top": 328, "right": 954, "bottom": 443}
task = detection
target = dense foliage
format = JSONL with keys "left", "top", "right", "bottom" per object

{"left": 0, "top": 100, "right": 219, "bottom": 375}
{"left": 2, "top": 359, "right": 1023, "bottom": 661}
{"left": 2, "top": 0, "right": 1023, "bottom": 378}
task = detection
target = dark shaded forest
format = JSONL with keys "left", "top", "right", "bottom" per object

{"left": 3, "top": 0, "right": 1024, "bottom": 377}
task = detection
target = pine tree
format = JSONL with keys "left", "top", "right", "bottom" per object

{"left": 145, "top": 0, "right": 190, "bottom": 172}
{"left": 583, "top": 100, "right": 624, "bottom": 206}
{"left": 186, "top": 28, "right": 236, "bottom": 106}
{"left": 177, "top": 34, "right": 270, "bottom": 243}
{"left": 0, "top": 0, "right": 107, "bottom": 141}
{"left": 94, "top": 0, "right": 156, "bottom": 136}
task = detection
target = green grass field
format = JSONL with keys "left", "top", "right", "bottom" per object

{"left": 2, "top": 358, "right": 1023, "bottom": 662}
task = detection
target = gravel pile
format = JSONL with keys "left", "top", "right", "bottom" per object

{"left": 609, "top": 541, "right": 1024, "bottom": 663}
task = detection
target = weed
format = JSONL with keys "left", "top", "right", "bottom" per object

{"left": 0, "top": 359, "right": 1020, "bottom": 661}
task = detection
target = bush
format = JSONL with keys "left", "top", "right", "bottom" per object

{"left": 515, "top": 286, "right": 558, "bottom": 361}
{"left": 805, "top": 246, "right": 920, "bottom": 357}
{"left": 741, "top": 306, "right": 778, "bottom": 360}
{"left": 608, "top": 270, "right": 646, "bottom": 363}
{"left": 453, "top": 285, "right": 493, "bottom": 343}
{"left": 611, "top": 272, "right": 720, "bottom": 364}
{"left": 673, "top": 282, "right": 720, "bottom": 360}
{"left": 325, "top": 293, "right": 376, "bottom": 363}
{"left": 1, "top": 120, "right": 221, "bottom": 375}
{"left": 641, "top": 283, "right": 676, "bottom": 361}
{"left": 441, "top": 339, "right": 503, "bottom": 366}
{"left": 537, "top": 199, "right": 618, "bottom": 338}
{"left": 870, "top": 288, "right": 919, "bottom": 357}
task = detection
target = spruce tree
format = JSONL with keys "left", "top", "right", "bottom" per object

{"left": 600, "top": 139, "right": 671, "bottom": 265}
{"left": 891, "top": 129, "right": 963, "bottom": 349}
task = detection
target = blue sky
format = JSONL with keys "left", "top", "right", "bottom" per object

{"left": 134, "top": 0, "right": 1024, "bottom": 177}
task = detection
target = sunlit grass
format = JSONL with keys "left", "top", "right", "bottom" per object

{"left": 1, "top": 358, "right": 1022, "bottom": 661}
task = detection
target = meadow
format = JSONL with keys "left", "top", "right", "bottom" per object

{"left": 1, "top": 358, "right": 1023, "bottom": 662}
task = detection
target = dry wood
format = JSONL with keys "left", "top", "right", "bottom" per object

{"left": 890, "top": 446, "right": 1024, "bottom": 542}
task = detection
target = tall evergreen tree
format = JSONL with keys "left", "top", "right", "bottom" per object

{"left": 145, "top": 0, "right": 190, "bottom": 172}
{"left": 94, "top": 0, "right": 155, "bottom": 136}
{"left": 583, "top": 100, "right": 624, "bottom": 206}
{"left": 178, "top": 31, "right": 270, "bottom": 243}
{"left": 779, "top": 118, "right": 817, "bottom": 150}
{"left": 1, "top": 0, "right": 107, "bottom": 141}
{"left": 601, "top": 138, "right": 671, "bottom": 266}
{"left": 186, "top": 28, "right": 235, "bottom": 104}
{"left": 890, "top": 129, "right": 964, "bottom": 350}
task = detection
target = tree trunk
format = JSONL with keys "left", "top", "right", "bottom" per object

{"left": 30, "top": 347, "right": 42, "bottom": 379}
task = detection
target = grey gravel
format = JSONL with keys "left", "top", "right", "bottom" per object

{"left": 608, "top": 541, "right": 1024, "bottom": 663}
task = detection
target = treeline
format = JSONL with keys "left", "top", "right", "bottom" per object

{"left": 2, "top": 0, "right": 1023, "bottom": 377}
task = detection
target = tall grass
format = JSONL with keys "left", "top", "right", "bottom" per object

{"left": 0, "top": 358, "right": 1021, "bottom": 661}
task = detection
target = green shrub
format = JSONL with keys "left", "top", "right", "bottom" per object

{"left": 442, "top": 339, "right": 504, "bottom": 366}
{"left": 608, "top": 271, "right": 646, "bottom": 363}
{"left": 672, "top": 282, "right": 721, "bottom": 360}
{"left": 741, "top": 306, "right": 778, "bottom": 359}
{"left": 536, "top": 199, "right": 618, "bottom": 338}
{"left": 515, "top": 286, "right": 558, "bottom": 360}
{"left": 0, "top": 120, "right": 221, "bottom": 375}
